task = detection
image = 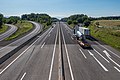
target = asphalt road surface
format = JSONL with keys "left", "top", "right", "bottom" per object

{"left": 0, "top": 21, "right": 42, "bottom": 63}
{"left": 0, "top": 24, "right": 18, "bottom": 41}
{"left": 0, "top": 22, "right": 120, "bottom": 80}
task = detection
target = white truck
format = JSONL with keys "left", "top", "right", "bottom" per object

{"left": 73, "top": 25, "right": 91, "bottom": 48}
{"left": 78, "top": 27, "right": 90, "bottom": 36}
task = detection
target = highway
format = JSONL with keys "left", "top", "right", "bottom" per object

{"left": 0, "top": 24, "right": 18, "bottom": 41}
{"left": 0, "top": 21, "right": 42, "bottom": 64}
{"left": 0, "top": 22, "right": 120, "bottom": 80}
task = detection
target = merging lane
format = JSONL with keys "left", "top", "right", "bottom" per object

{"left": 0, "top": 24, "right": 18, "bottom": 41}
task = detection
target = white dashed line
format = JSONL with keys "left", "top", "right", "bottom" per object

{"left": 20, "top": 72, "right": 26, "bottom": 80}
{"left": 41, "top": 42, "right": 45, "bottom": 48}
{"left": 79, "top": 49, "right": 87, "bottom": 59}
{"left": 88, "top": 50, "right": 108, "bottom": 72}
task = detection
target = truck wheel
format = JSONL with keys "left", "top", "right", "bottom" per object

{"left": 77, "top": 37, "right": 79, "bottom": 40}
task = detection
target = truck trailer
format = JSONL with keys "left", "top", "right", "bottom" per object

{"left": 73, "top": 25, "right": 91, "bottom": 48}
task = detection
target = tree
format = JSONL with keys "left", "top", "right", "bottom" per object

{"left": 21, "top": 14, "right": 28, "bottom": 20}
{"left": 21, "top": 13, "right": 52, "bottom": 26}
{"left": 83, "top": 20, "right": 91, "bottom": 27}
{"left": 0, "top": 14, "right": 3, "bottom": 28}
{"left": 67, "top": 20, "right": 72, "bottom": 25}
{"left": 73, "top": 20, "right": 78, "bottom": 25}
{"left": 6, "top": 16, "right": 20, "bottom": 24}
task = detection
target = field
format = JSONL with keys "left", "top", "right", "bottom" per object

{"left": 5, "top": 21, "right": 33, "bottom": 40}
{"left": 95, "top": 20, "right": 120, "bottom": 27}
{"left": 90, "top": 20, "right": 120, "bottom": 51}
{"left": 0, "top": 25, "right": 8, "bottom": 34}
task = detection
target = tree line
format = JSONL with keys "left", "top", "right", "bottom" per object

{"left": 0, "top": 13, "right": 59, "bottom": 29}
{"left": 1, "top": 13, "right": 120, "bottom": 28}
{"left": 61, "top": 14, "right": 120, "bottom": 27}
{"left": 61, "top": 14, "right": 91, "bottom": 27}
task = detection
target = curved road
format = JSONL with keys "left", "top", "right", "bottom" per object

{"left": 0, "top": 24, "right": 18, "bottom": 41}
{"left": 0, "top": 21, "right": 42, "bottom": 63}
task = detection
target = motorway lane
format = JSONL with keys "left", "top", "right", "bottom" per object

{"left": 0, "top": 24, "right": 18, "bottom": 41}
{"left": 0, "top": 22, "right": 59, "bottom": 80}
{"left": 60, "top": 22, "right": 120, "bottom": 80}
{"left": 19, "top": 23, "right": 58, "bottom": 80}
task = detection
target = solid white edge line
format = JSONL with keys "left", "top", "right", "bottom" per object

{"left": 114, "top": 66, "right": 120, "bottom": 72}
{"left": 41, "top": 42, "right": 45, "bottom": 48}
{"left": 79, "top": 49, "right": 87, "bottom": 59}
{"left": 93, "top": 48, "right": 110, "bottom": 63}
{"left": 48, "top": 26, "right": 58, "bottom": 80}
{"left": 0, "top": 28, "right": 52, "bottom": 75}
{"left": 20, "top": 72, "right": 26, "bottom": 80}
{"left": 0, "top": 37, "right": 39, "bottom": 75}
{"left": 61, "top": 26, "right": 74, "bottom": 80}
{"left": 88, "top": 50, "right": 108, "bottom": 72}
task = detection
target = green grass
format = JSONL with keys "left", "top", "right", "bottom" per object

{"left": 0, "top": 25, "right": 8, "bottom": 34}
{"left": 70, "top": 24, "right": 75, "bottom": 28}
{"left": 5, "top": 21, "right": 33, "bottom": 40}
{"left": 89, "top": 21, "right": 120, "bottom": 51}
{"left": 42, "top": 23, "right": 51, "bottom": 31}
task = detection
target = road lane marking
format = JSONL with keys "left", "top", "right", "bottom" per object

{"left": 79, "top": 49, "right": 87, "bottom": 59}
{"left": 41, "top": 42, "right": 45, "bottom": 48}
{"left": 61, "top": 26, "right": 74, "bottom": 80}
{"left": 95, "top": 41, "right": 120, "bottom": 58}
{"left": 104, "top": 50, "right": 120, "bottom": 68}
{"left": 0, "top": 28, "right": 52, "bottom": 75}
{"left": 48, "top": 26, "right": 58, "bottom": 80}
{"left": 0, "top": 37, "right": 39, "bottom": 75}
{"left": 71, "top": 36, "right": 73, "bottom": 40}
{"left": 93, "top": 48, "right": 110, "bottom": 63}
{"left": 114, "top": 66, "right": 120, "bottom": 73}
{"left": 88, "top": 50, "right": 108, "bottom": 72}
{"left": 20, "top": 72, "right": 26, "bottom": 80}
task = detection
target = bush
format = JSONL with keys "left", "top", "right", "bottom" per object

{"left": 67, "top": 20, "right": 72, "bottom": 25}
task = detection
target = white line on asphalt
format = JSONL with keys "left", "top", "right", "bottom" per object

{"left": 48, "top": 26, "right": 58, "bottom": 80}
{"left": 0, "top": 37, "right": 39, "bottom": 75}
{"left": 79, "top": 49, "right": 87, "bottom": 59}
{"left": 20, "top": 72, "right": 26, "bottom": 80}
{"left": 0, "top": 28, "right": 52, "bottom": 75}
{"left": 88, "top": 50, "right": 94, "bottom": 56}
{"left": 49, "top": 28, "right": 53, "bottom": 34}
{"left": 103, "top": 50, "right": 120, "bottom": 68}
{"left": 114, "top": 66, "right": 120, "bottom": 72}
{"left": 61, "top": 26, "right": 74, "bottom": 80}
{"left": 93, "top": 48, "right": 110, "bottom": 63}
{"left": 95, "top": 41, "right": 120, "bottom": 58}
{"left": 41, "top": 42, "right": 45, "bottom": 48}
{"left": 88, "top": 50, "right": 108, "bottom": 72}
{"left": 71, "top": 36, "right": 73, "bottom": 40}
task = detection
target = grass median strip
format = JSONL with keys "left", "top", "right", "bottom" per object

{"left": 0, "top": 25, "right": 8, "bottom": 34}
{"left": 5, "top": 21, "right": 33, "bottom": 40}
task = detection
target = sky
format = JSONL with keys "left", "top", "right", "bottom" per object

{"left": 0, "top": 0, "right": 120, "bottom": 18}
